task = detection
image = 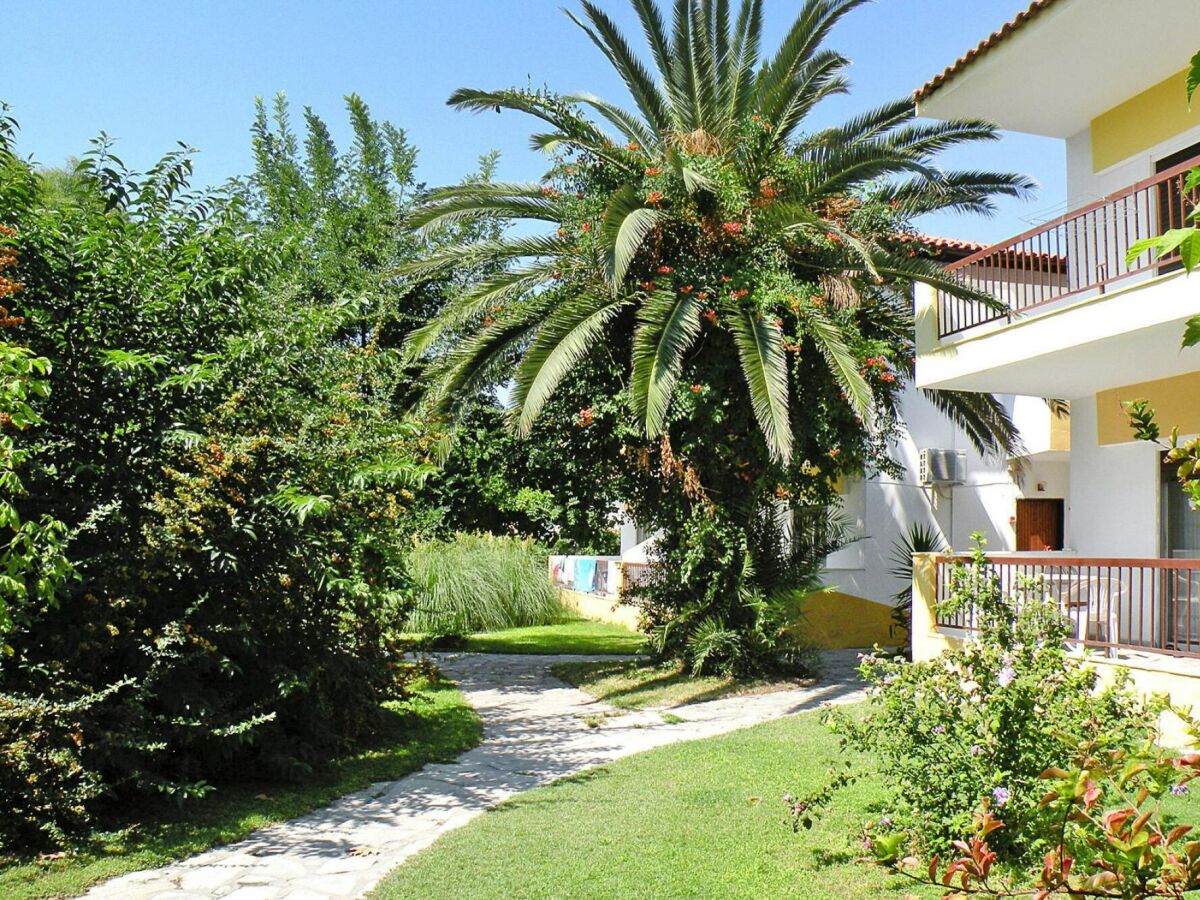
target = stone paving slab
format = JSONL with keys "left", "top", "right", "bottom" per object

{"left": 83, "top": 650, "right": 865, "bottom": 899}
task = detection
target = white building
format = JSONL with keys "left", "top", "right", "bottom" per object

{"left": 907, "top": 0, "right": 1200, "bottom": 738}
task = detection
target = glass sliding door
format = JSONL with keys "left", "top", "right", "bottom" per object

{"left": 1161, "top": 456, "right": 1200, "bottom": 651}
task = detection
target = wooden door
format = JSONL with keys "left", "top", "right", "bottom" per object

{"left": 1016, "top": 499, "right": 1063, "bottom": 551}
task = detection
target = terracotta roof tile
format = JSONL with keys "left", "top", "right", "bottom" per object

{"left": 914, "top": 0, "right": 1064, "bottom": 103}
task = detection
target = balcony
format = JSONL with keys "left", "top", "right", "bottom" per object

{"left": 915, "top": 157, "right": 1200, "bottom": 398}
{"left": 938, "top": 154, "right": 1200, "bottom": 339}
{"left": 930, "top": 554, "right": 1200, "bottom": 659}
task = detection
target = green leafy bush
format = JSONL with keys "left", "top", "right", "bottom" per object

{"left": 873, "top": 711, "right": 1200, "bottom": 897}
{"left": 0, "top": 686, "right": 115, "bottom": 852}
{"left": 404, "top": 533, "right": 561, "bottom": 635}
{"left": 793, "top": 536, "right": 1159, "bottom": 863}
{"left": 0, "top": 102, "right": 456, "bottom": 852}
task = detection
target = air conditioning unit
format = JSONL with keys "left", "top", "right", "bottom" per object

{"left": 920, "top": 448, "right": 967, "bottom": 486}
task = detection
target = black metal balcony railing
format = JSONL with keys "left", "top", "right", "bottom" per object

{"left": 937, "top": 154, "right": 1200, "bottom": 338}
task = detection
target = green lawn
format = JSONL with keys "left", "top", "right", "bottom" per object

{"left": 461, "top": 616, "right": 645, "bottom": 655}
{"left": 372, "top": 704, "right": 930, "bottom": 899}
{"left": 551, "top": 658, "right": 801, "bottom": 709}
{"left": 0, "top": 677, "right": 481, "bottom": 900}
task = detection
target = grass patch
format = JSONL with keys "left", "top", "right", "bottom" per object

{"left": 371, "top": 704, "right": 928, "bottom": 899}
{"left": 461, "top": 616, "right": 645, "bottom": 656}
{"left": 0, "top": 677, "right": 481, "bottom": 900}
{"left": 551, "top": 658, "right": 802, "bottom": 709}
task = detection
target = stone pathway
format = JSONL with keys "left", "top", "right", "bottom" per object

{"left": 85, "top": 651, "right": 866, "bottom": 899}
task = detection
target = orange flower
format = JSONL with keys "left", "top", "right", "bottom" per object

{"left": 721, "top": 222, "right": 742, "bottom": 235}
{"left": 657, "top": 265, "right": 673, "bottom": 274}
{"left": 581, "top": 222, "right": 592, "bottom": 232}
{"left": 690, "top": 384, "right": 702, "bottom": 393}
{"left": 645, "top": 166, "right": 663, "bottom": 176}
{"left": 679, "top": 284, "right": 693, "bottom": 294}
{"left": 576, "top": 407, "right": 594, "bottom": 427}
{"left": 639, "top": 280, "right": 656, "bottom": 291}
{"left": 646, "top": 191, "right": 664, "bottom": 206}
{"left": 626, "top": 143, "right": 640, "bottom": 152}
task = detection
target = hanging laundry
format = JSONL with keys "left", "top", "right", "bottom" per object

{"left": 573, "top": 557, "right": 596, "bottom": 593}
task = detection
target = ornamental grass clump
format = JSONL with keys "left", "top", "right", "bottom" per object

{"left": 404, "top": 533, "right": 562, "bottom": 634}
{"left": 791, "top": 535, "right": 1160, "bottom": 865}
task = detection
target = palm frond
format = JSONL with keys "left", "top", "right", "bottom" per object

{"left": 670, "top": 0, "right": 703, "bottom": 130}
{"left": 599, "top": 184, "right": 667, "bottom": 292}
{"left": 756, "top": 0, "right": 865, "bottom": 126}
{"left": 810, "top": 97, "right": 914, "bottom": 148}
{"left": 872, "top": 170, "right": 1037, "bottom": 218}
{"left": 406, "top": 191, "right": 560, "bottom": 234}
{"left": 759, "top": 50, "right": 850, "bottom": 154}
{"left": 569, "top": 2, "right": 672, "bottom": 134}
{"left": 729, "top": 0, "right": 764, "bottom": 121}
{"left": 397, "top": 233, "right": 571, "bottom": 280}
{"left": 729, "top": 309, "right": 793, "bottom": 462}
{"left": 867, "top": 251, "right": 1011, "bottom": 313}
{"left": 404, "top": 261, "right": 565, "bottom": 360}
{"left": 804, "top": 308, "right": 873, "bottom": 425}
{"left": 569, "top": 91, "right": 660, "bottom": 149}
{"left": 921, "top": 389, "right": 1024, "bottom": 458}
{"left": 512, "top": 292, "right": 630, "bottom": 433}
{"left": 630, "top": 289, "right": 703, "bottom": 437}
{"left": 630, "top": 0, "right": 674, "bottom": 82}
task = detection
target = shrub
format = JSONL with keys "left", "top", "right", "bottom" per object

{"left": 871, "top": 710, "right": 1200, "bottom": 897}
{"left": 0, "top": 684, "right": 118, "bottom": 853}
{"left": 403, "top": 533, "right": 562, "bottom": 634}
{"left": 791, "top": 536, "right": 1160, "bottom": 864}
{"left": 632, "top": 505, "right": 838, "bottom": 677}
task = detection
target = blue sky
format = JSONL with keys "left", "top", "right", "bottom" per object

{"left": 8, "top": 0, "right": 1061, "bottom": 244}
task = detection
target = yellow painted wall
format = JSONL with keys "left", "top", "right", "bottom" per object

{"left": 558, "top": 588, "right": 641, "bottom": 631}
{"left": 798, "top": 590, "right": 895, "bottom": 650}
{"left": 1096, "top": 371, "right": 1200, "bottom": 445}
{"left": 560, "top": 583, "right": 894, "bottom": 650}
{"left": 1050, "top": 405, "right": 1071, "bottom": 452}
{"left": 1091, "top": 69, "right": 1199, "bottom": 172}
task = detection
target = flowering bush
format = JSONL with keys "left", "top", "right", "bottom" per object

{"left": 790, "top": 536, "right": 1160, "bottom": 863}
{"left": 873, "top": 711, "right": 1200, "bottom": 897}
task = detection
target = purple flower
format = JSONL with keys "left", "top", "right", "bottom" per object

{"left": 970, "top": 744, "right": 984, "bottom": 757}
{"left": 1172, "top": 783, "right": 1190, "bottom": 797}
{"left": 932, "top": 724, "right": 946, "bottom": 734}
{"left": 997, "top": 665, "right": 1016, "bottom": 688}
{"left": 992, "top": 786, "right": 1011, "bottom": 807}
{"left": 880, "top": 816, "right": 893, "bottom": 828}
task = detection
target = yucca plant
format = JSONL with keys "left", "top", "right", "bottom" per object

{"left": 403, "top": 0, "right": 1032, "bottom": 673}
{"left": 887, "top": 521, "right": 947, "bottom": 641}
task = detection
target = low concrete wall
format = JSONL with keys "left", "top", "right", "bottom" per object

{"left": 559, "top": 587, "right": 641, "bottom": 631}
{"left": 912, "top": 553, "right": 1200, "bottom": 747}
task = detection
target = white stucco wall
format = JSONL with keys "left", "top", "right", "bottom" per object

{"left": 1067, "top": 394, "right": 1160, "bottom": 558}
{"left": 823, "top": 387, "right": 1062, "bottom": 605}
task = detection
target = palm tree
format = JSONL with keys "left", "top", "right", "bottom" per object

{"left": 403, "top": 0, "right": 1033, "bottom": 465}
